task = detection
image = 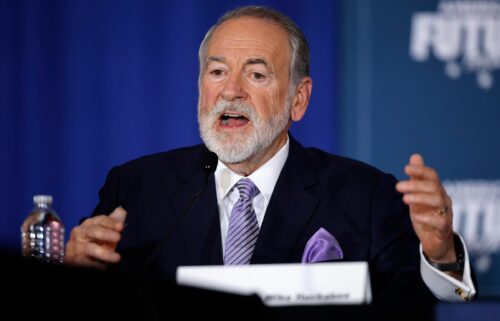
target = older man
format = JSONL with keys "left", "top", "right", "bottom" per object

{"left": 65, "top": 6, "right": 476, "bottom": 301}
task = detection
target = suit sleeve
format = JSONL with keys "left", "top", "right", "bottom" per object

{"left": 92, "top": 166, "right": 122, "bottom": 216}
{"left": 369, "top": 173, "right": 435, "bottom": 303}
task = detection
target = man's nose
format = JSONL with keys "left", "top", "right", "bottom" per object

{"left": 221, "top": 74, "right": 247, "bottom": 101}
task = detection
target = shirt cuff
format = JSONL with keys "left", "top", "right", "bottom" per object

{"left": 420, "top": 234, "right": 476, "bottom": 301}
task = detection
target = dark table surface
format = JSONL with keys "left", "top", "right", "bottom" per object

{"left": 2, "top": 251, "right": 497, "bottom": 321}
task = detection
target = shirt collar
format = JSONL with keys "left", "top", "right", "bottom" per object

{"left": 214, "top": 136, "right": 290, "bottom": 203}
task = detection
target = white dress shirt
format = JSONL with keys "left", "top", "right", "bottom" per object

{"left": 420, "top": 234, "right": 476, "bottom": 301}
{"left": 215, "top": 138, "right": 289, "bottom": 254}
{"left": 213, "top": 136, "right": 476, "bottom": 301}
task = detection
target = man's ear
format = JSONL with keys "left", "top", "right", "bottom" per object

{"left": 290, "top": 77, "right": 312, "bottom": 122}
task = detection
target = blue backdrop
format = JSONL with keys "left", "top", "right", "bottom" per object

{"left": 0, "top": 0, "right": 339, "bottom": 250}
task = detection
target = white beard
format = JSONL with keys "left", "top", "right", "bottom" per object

{"left": 198, "top": 99, "right": 291, "bottom": 164}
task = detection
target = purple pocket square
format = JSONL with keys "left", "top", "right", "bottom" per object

{"left": 301, "top": 228, "right": 344, "bottom": 263}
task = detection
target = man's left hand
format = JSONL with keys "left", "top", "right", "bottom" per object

{"left": 396, "top": 154, "right": 456, "bottom": 264}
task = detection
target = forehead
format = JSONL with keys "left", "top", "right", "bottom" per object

{"left": 207, "top": 17, "right": 291, "bottom": 64}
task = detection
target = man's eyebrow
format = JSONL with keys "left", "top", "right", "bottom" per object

{"left": 205, "top": 56, "right": 271, "bottom": 70}
{"left": 246, "top": 58, "right": 269, "bottom": 67}
{"left": 206, "top": 56, "right": 225, "bottom": 63}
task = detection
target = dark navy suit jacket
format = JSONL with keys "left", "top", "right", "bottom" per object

{"left": 93, "top": 136, "right": 433, "bottom": 302}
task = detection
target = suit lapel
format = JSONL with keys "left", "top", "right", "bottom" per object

{"left": 179, "top": 174, "right": 223, "bottom": 265}
{"left": 252, "top": 137, "right": 319, "bottom": 264}
{"left": 171, "top": 149, "right": 223, "bottom": 266}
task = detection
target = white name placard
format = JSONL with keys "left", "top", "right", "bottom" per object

{"left": 177, "top": 262, "right": 371, "bottom": 306}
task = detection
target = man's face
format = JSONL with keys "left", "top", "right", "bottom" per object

{"left": 198, "top": 17, "right": 293, "bottom": 164}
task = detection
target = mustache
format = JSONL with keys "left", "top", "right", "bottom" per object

{"left": 206, "top": 100, "right": 257, "bottom": 122}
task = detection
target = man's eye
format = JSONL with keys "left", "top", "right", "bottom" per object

{"left": 209, "top": 69, "right": 224, "bottom": 76}
{"left": 251, "top": 72, "right": 266, "bottom": 81}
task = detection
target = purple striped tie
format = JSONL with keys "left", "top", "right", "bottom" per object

{"left": 224, "top": 178, "right": 260, "bottom": 265}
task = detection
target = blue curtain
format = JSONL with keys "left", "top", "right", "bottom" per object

{"left": 0, "top": 0, "right": 340, "bottom": 251}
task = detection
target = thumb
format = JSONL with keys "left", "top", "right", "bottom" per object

{"left": 409, "top": 153, "right": 425, "bottom": 166}
{"left": 109, "top": 206, "right": 127, "bottom": 223}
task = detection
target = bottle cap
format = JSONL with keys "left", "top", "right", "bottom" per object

{"left": 33, "top": 195, "right": 53, "bottom": 205}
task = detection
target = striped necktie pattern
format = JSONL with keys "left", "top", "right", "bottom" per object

{"left": 224, "top": 178, "right": 260, "bottom": 265}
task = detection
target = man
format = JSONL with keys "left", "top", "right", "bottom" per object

{"left": 65, "top": 6, "right": 476, "bottom": 302}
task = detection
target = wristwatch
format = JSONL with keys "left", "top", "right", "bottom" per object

{"left": 426, "top": 234, "right": 465, "bottom": 272}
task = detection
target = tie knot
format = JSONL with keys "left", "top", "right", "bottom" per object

{"left": 235, "top": 178, "right": 259, "bottom": 200}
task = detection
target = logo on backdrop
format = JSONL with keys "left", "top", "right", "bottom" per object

{"left": 410, "top": 0, "right": 500, "bottom": 90}
{"left": 444, "top": 180, "right": 500, "bottom": 273}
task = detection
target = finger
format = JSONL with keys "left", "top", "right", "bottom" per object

{"left": 396, "top": 180, "right": 441, "bottom": 194}
{"left": 81, "top": 242, "right": 121, "bottom": 263}
{"left": 68, "top": 240, "right": 121, "bottom": 263}
{"left": 70, "top": 221, "right": 122, "bottom": 243}
{"left": 82, "top": 214, "right": 124, "bottom": 232}
{"left": 409, "top": 153, "right": 425, "bottom": 167}
{"left": 68, "top": 224, "right": 94, "bottom": 243}
{"left": 109, "top": 206, "right": 127, "bottom": 224}
{"left": 65, "top": 240, "right": 107, "bottom": 269}
{"left": 66, "top": 255, "right": 107, "bottom": 270}
{"left": 403, "top": 193, "right": 442, "bottom": 207}
{"left": 85, "top": 225, "right": 122, "bottom": 244}
{"left": 81, "top": 215, "right": 113, "bottom": 228}
{"left": 404, "top": 164, "right": 440, "bottom": 182}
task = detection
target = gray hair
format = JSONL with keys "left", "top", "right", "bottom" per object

{"left": 198, "top": 6, "right": 310, "bottom": 93}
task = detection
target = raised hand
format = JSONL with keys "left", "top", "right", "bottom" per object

{"left": 396, "top": 154, "right": 456, "bottom": 264}
{"left": 65, "top": 207, "right": 127, "bottom": 269}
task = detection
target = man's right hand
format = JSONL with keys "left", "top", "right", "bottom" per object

{"left": 65, "top": 207, "right": 127, "bottom": 270}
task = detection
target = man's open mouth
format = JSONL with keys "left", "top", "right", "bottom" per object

{"left": 219, "top": 112, "right": 250, "bottom": 128}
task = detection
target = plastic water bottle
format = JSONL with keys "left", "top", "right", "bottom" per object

{"left": 21, "top": 195, "right": 65, "bottom": 263}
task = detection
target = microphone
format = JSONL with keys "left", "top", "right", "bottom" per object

{"left": 142, "top": 151, "right": 218, "bottom": 271}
